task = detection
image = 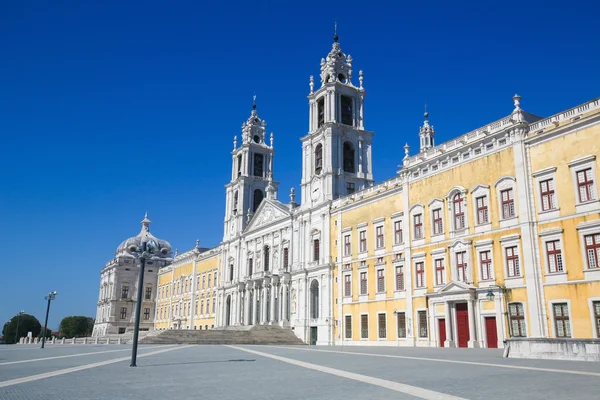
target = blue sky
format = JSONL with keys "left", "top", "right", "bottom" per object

{"left": 1, "top": 0, "right": 598, "bottom": 331}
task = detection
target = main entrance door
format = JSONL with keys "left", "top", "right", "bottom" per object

{"left": 438, "top": 319, "right": 446, "bottom": 347}
{"left": 456, "top": 303, "right": 470, "bottom": 348}
{"left": 485, "top": 317, "right": 498, "bottom": 348}
{"left": 310, "top": 327, "right": 317, "bottom": 345}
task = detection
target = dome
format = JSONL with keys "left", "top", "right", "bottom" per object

{"left": 115, "top": 213, "right": 173, "bottom": 259}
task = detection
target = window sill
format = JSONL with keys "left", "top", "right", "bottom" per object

{"left": 394, "top": 290, "right": 406, "bottom": 299}
{"left": 412, "top": 238, "right": 425, "bottom": 247}
{"left": 374, "top": 248, "right": 386, "bottom": 256}
{"left": 504, "top": 276, "right": 524, "bottom": 288}
{"left": 575, "top": 199, "right": 600, "bottom": 214}
{"left": 358, "top": 263, "right": 369, "bottom": 271}
{"left": 376, "top": 293, "right": 386, "bottom": 301}
{"left": 474, "top": 222, "right": 492, "bottom": 234}
{"left": 477, "top": 280, "right": 496, "bottom": 288}
{"left": 538, "top": 208, "right": 560, "bottom": 221}
{"left": 359, "top": 295, "right": 368, "bottom": 302}
{"left": 413, "top": 288, "right": 427, "bottom": 297}
{"left": 431, "top": 233, "right": 445, "bottom": 241}
{"left": 583, "top": 267, "right": 600, "bottom": 281}
{"left": 545, "top": 271, "right": 567, "bottom": 284}
{"left": 499, "top": 217, "right": 518, "bottom": 229}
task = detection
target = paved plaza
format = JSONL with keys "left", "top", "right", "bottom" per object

{"left": 1, "top": 344, "right": 599, "bottom": 399}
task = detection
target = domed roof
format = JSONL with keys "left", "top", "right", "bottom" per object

{"left": 115, "top": 212, "right": 173, "bottom": 259}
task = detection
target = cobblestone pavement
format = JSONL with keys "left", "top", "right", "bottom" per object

{"left": 1, "top": 344, "right": 599, "bottom": 400}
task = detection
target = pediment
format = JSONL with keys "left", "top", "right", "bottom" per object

{"left": 436, "top": 280, "right": 476, "bottom": 294}
{"left": 245, "top": 199, "right": 291, "bottom": 232}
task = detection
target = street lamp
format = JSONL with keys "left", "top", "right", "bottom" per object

{"left": 486, "top": 285, "right": 506, "bottom": 302}
{"left": 41, "top": 292, "right": 57, "bottom": 349}
{"left": 127, "top": 234, "right": 171, "bottom": 367}
{"left": 14, "top": 310, "right": 25, "bottom": 345}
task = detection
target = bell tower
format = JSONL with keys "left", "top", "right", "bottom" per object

{"left": 223, "top": 98, "right": 278, "bottom": 241}
{"left": 300, "top": 30, "right": 374, "bottom": 207}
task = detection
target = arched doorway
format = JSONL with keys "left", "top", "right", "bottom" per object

{"left": 225, "top": 295, "right": 231, "bottom": 326}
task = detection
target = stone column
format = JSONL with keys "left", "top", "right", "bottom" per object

{"left": 270, "top": 283, "right": 277, "bottom": 323}
{"left": 467, "top": 299, "right": 477, "bottom": 348}
{"left": 244, "top": 283, "right": 252, "bottom": 325}
{"left": 444, "top": 302, "right": 453, "bottom": 347}
{"left": 252, "top": 286, "right": 259, "bottom": 325}
{"left": 281, "top": 280, "right": 289, "bottom": 324}
{"left": 261, "top": 281, "right": 269, "bottom": 324}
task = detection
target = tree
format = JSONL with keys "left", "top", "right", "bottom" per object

{"left": 58, "top": 316, "right": 95, "bottom": 338}
{"left": 2, "top": 314, "right": 42, "bottom": 344}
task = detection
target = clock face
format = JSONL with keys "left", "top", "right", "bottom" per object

{"left": 311, "top": 186, "right": 321, "bottom": 202}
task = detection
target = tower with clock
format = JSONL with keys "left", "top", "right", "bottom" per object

{"left": 223, "top": 99, "right": 278, "bottom": 240}
{"left": 300, "top": 31, "right": 375, "bottom": 207}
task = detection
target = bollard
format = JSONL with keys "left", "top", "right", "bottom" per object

{"left": 34, "top": 338, "right": 38, "bottom": 344}
{"left": 95, "top": 337, "right": 99, "bottom": 344}
{"left": 83, "top": 337, "right": 87, "bottom": 344}
{"left": 118, "top": 338, "right": 121, "bottom": 345}
{"left": 52, "top": 337, "right": 56, "bottom": 344}
{"left": 61, "top": 338, "right": 65, "bottom": 344}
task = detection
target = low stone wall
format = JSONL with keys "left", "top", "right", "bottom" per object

{"left": 506, "top": 338, "right": 600, "bottom": 362}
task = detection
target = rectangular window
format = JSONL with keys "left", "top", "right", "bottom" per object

{"left": 121, "top": 285, "right": 129, "bottom": 299}
{"left": 253, "top": 153, "right": 264, "bottom": 177}
{"left": 214, "top": 272, "right": 217, "bottom": 287}
{"left": 376, "top": 226, "right": 384, "bottom": 249}
{"left": 395, "top": 265, "right": 404, "bottom": 291}
{"left": 378, "top": 313, "right": 387, "bottom": 339}
{"left": 394, "top": 221, "right": 403, "bottom": 244}
{"left": 212, "top": 297, "right": 216, "bottom": 313}
{"left": 359, "top": 230, "right": 367, "bottom": 252}
{"left": 207, "top": 273, "right": 211, "bottom": 288}
{"left": 553, "top": 303, "right": 571, "bottom": 338}
{"left": 377, "top": 269, "right": 385, "bottom": 293}
{"left": 509, "top": 303, "right": 526, "bottom": 337}
{"left": 200, "top": 300, "right": 204, "bottom": 315}
{"left": 120, "top": 307, "right": 127, "bottom": 319}
{"left": 144, "top": 308, "right": 150, "bottom": 320}
{"left": 585, "top": 234, "right": 600, "bottom": 269}
{"left": 577, "top": 168, "right": 595, "bottom": 203}
{"left": 396, "top": 312, "right": 406, "bottom": 338}
{"left": 361, "top": 315, "right": 368, "bottom": 339}
{"left": 345, "top": 315, "right": 352, "bottom": 339}
{"left": 202, "top": 276, "right": 206, "bottom": 289}
{"left": 413, "top": 214, "right": 423, "bottom": 239}
{"left": 418, "top": 311, "right": 428, "bottom": 338}
{"left": 344, "top": 275, "right": 351, "bottom": 297}
{"left": 344, "top": 234, "right": 351, "bottom": 256}
{"left": 593, "top": 301, "right": 600, "bottom": 338}
{"left": 453, "top": 195, "right": 465, "bottom": 230}
{"left": 415, "top": 262, "right": 425, "bottom": 288}
{"left": 145, "top": 286, "right": 152, "bottom": 300}
{"left": 480, "top": 251, "right": 492, "bottom": 280}
{"left": 456, "top": 251, "right": 467, "bottom": 282}
{"left": 476, "top": 196, "right": 489, "bottom": 224}
{"left": 360, "top": 271, "right": 367, "bottom": 295}
{"left": 317, "top": 97, "right": 325, "bottom": 128}
{"left": 435, "top": 258, "right": 445, "bottom": 286}
{"left": 248, "top": 258, "right": 253, "bottom": 276}
{"left": 540, "top": 179, "right": 556, "bottom": 211}
{"left": 341, "top": 95, "right": 353, "bottom": 126}
{"left": 506, "top": 246, "right": 520, "bottom": 277}
{"left": 546, "top": 240, "right": 563, "bottom": 273}
{"left": 283, "top": 248, "right": 289, "bottom": 270}
{"left": 347, "top": 182, "right": 355, "bottom": 195}
{"left": 313, "top": 239, "right": 320, "bottom": 262}
{"left": 501, "top": 188, "right": 515, "bottom": 219}
{"left": 432, "top": 209, "right": 443, "bottom": 235}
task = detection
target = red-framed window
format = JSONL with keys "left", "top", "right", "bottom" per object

{"left": 453, "top": 193, "right": 465, "bottom": 230}
{"left": 345, "top": 315, "right": 352, "bottom": 339}
{"left": 378, "top": 313, "right": 387, "bottom": 339}
{"left": 456, "top": 251, "right": 467, "bottom": 282}
{"left": 344, "top": 274, "right": 351, "bottom": 297}
{"left": 395, "top": 265, "right": 404, "bottom": 291}
{"left": 344, "top": 234, "right": 351, "bottom": 256}
{"left": 377, "top": 269, "right": 385, "bottom": 293}
{"left": 413, "top": 214, "right": 423, "bottom": 239}
{"left": 553, "top": 303, "right": 571, "bottom": 338}
{"left": 577, "top": 168, "right": 595, "bottom": 203}
{"left": 435, "top": 258, "right": 445, "bottom": 286}
{"left": 585, "top": 234, "right": 600, "bottom": 269}
{"left": 313, "top": 239, "right": 320, "bottom": 262}
{"left": 540, "top": 179, "right": 556, "bottom": 211}
{"left": 432, "top": 209, "right": 443, "bottom": 235}
{"left": 394, "top": 221, "right": 403, "bottom": 244}
{"left": 376, "top": 226, "right": 384, "bottom": 249}
{"left": 283, "top": 248, "right": 289, "bottom": 270}
{"left": 415, "top": 262, "right": 425, "bottom": 288}
{"left": 396, "top": 312, "right": 406, "bottom": 338}
{"left": 359, "top": 230, "right": 367, "bottom": 252}
{"left": 360, "top": 271, "right": 367, "bottom": 295}
{"left": 476, "top": 195, "right": 489, "bottom": 224}
{"left": 546, "top": 240, "right": 563, "bottom": 273}
{"left": 501, "top": 188, "right": 515, "bottom": 219}
{"left": 593, "top": 301, "right": 600, "bottom": 338}
{"left": 506, "top": 246, "right": 520, "bottom": 277}
{"left": 509, "top": 303, "right": 527, "bottom": 337}
{"left": 480, "top": 250, "right": 492, "bottom": 280}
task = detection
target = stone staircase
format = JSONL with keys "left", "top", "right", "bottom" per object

{"left": 139, "top": 325, "right": 306, "bottom": 345}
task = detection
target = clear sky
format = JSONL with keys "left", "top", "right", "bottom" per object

{"left": 1, "top": 0, "right": 598, "bottom": 331}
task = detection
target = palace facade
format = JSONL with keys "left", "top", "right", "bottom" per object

{"left": 93, "top": 33, "right": 600, "bottom": 347}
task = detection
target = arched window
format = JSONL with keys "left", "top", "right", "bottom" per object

{"left": 253, "top": 189, "right": 264, "bottom": 213}
{"left": 315, "top": 144, "right": 323, "bottom": 174}
{"left": 233, "top": 190, "right": 238, "bottom": 213}
{"left": 343, "top": 141, "right": 355, "bottom": 173}
{"left": 310, "top": 280, "right": 319, "bottom": 319}
{"left": 453, "top": 193, "right": 465, "bottom": 230}
{"left": 264, "top": 246, "right": 270, "bottom": 271}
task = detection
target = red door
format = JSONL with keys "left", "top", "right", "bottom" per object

{"left": 456, "top": 303, "right": 470, "bottom": 348}
{"left": 485, "top": 317, "right": 498, "bottom": 348}
{"left": 438, "top": 319, "right": 446, "bottom": 347}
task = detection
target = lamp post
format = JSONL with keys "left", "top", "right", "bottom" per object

{"left": 41, "top": 292, "right": 57, "bottom": 348}
{"left": 127, "top": 235, "right": 171, "bottom": 367}
{"left": 14, "top": 310, "right": 25, "bottom": 345}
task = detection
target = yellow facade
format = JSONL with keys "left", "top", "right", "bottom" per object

{"left": 154, "top": 248, "right": 220, "bottom": 330}
{"left": 331, "top": 97, "right": 600, "bottom": 348}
